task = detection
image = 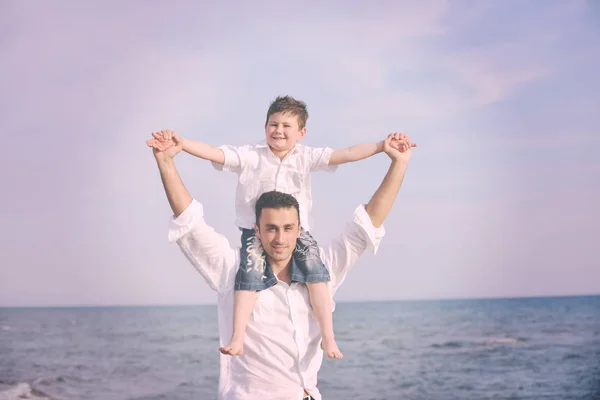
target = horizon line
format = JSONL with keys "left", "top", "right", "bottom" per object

{"left": 1, "top": 292, "right": 599, "bottom": 309}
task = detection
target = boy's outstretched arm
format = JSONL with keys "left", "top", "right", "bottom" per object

{"left": 147, "top": 130, "right": 225, "bottom": 165}
{"left": 328, "top": 133, "right": 416, "bottom": 166}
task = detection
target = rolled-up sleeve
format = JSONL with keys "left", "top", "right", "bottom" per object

{"left": 321, "top": 205, "right": 385, "bottom": 296}
{"left": 352, "top": 204, "right": 385, "bottom": 254}
{"left": 211, "top": 145, "right": 245, "bottom": 173}
{"left": 168, "top": 200, "right": 238, "bottom": 292}
{"left": 308, "top": 146, "right": 338, "bottom": 173}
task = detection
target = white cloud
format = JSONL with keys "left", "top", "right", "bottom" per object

{"left": 444, "top": 42, "right": 552, "bottom": 106}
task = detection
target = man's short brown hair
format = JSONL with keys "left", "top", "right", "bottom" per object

{"left": 255, "top": 191, "right": 300, "bottom": 226}
{"left": 265, "top": 95, "right": 309, "bottom": 129}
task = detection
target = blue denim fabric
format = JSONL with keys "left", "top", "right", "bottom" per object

{"left": 290, "top": 229, "right": 330, "bottom": 284}
{"left": 234, "top": 228, "right": 330, "bottom": 291}
{"left": 235, "top": 229, "right": 277, "bottom": 291}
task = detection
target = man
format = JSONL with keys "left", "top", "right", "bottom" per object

{"left": 152, "top": 132, "right": 414, "bottom": 399}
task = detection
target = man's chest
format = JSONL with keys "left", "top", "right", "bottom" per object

{"left": 255, "top": 283, "right": 312, "bottom": 322}
{"left": 245, "top": 284, "right": 319, "bottom": 344}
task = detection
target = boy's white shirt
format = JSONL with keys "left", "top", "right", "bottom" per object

{"left": 212, "top": 142, "right": 337, "bottom": 230}
{"left": 168, "top": 199, "right": 385, "bottom": 400}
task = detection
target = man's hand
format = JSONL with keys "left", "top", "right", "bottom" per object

{"left": 149, "top": 129, "right": 192, "bottom": 217}
{"left": 146, "top": 130, "right": 178, "bottom": 151}
{"left": 147, "top": 130, "right": 183, "bottom": 162}
{"left": 385, "top": 132, "right": 417, "bottom": 164}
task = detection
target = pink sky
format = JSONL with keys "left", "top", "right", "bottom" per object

{"left": 1, "top": 0, "right": 598, "bottom": 306}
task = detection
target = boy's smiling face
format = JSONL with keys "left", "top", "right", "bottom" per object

{"left": 265, "top": 112, "right": 306, "bottom": 153}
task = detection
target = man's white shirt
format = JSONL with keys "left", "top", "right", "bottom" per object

{"left": 212, "top": 143, "right": 337, "bottom": 230}
{"left": 168, "top": 200, "right": 385, "bottom": 400}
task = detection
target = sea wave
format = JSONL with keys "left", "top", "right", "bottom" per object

{"left": 431, "top": 337, "right": 527, "bottom": 349}
{"left": 478, "top": 336, "right": 527, "bottom": 345}
{"left": 0, "top": 383, "right": 53, "bottom": 400}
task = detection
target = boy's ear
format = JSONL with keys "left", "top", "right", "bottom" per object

{"left": 299, "top": 127, "right": 306, "bottom": 139}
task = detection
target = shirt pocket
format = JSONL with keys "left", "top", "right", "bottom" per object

{"left": 284, "top": 169, "right": 303, "bottom": 196}
{"left": 254, "top": 290, "right": 277, "bottom": 325}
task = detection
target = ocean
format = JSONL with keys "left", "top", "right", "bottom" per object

{"left": 1, "top": 296, "right": 599, "bottom": 400}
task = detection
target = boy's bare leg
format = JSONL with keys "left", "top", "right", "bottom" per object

{"left": 306, "top": 282, "right": 343, "bottom": 359}
{"left": 219, "top": 290, "right": 257, "bottom": 356}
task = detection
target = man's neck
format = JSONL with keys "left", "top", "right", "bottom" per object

{"left": 269, "top": 257, "right": 292, "bottom": 284}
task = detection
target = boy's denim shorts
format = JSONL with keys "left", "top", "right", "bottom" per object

{"left": 234, "top": 228, "right": 331, "bottom": 291}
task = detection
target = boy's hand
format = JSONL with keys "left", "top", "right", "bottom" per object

{"left": 147, "top": 130, "right": 183, "bottom": 161}
{"left": 146, "top": 130, "right": 178, "bottom": 151}
{"left": 384, "top": 132, "right": 417, "bottom": 163}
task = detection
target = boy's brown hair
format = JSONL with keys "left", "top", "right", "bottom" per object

{"left": 265, "top": 95, "right": 309, "bottom": 129}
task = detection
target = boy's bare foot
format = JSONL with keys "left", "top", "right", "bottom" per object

{"left": 321, "top": 338, "right": 343, "bottom": 359}
{"left": 219, "top": 339, "right": 244, "bottom": 356}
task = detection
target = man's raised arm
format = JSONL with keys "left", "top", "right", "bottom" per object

{"left": 320, "top": 133, "right": 415, "bottom": 296}
{"left": 151, "top": 132, "right": 192, "bottom": 217}
{"left": 148, "top": 131, "right": 238, "bottom": 293}
{"left": 365, "top": 133, "right": 414, "bottom": 227}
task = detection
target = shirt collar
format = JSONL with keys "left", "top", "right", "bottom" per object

{"left": 256, "top": 141, "right": 303, "bottom": 155}
{"left": 264, "top": 256, "right": 302, "bottom": 285}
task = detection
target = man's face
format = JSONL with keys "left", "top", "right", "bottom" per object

{"left": 255, "top": 207, "right": 300, "bottom": 263}
{"left": 264, "top": 112, "right": 306, "bottom": 153}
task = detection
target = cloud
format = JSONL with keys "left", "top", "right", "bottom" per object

{"left": 313, "top": 1, "right": 593, "bottom": 125}
{"left": 444, "top": 43, "right": 552, "bottom": 106}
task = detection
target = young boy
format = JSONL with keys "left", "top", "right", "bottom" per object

{"left": 147, "top": 96, "right": 411, "bottom": 359}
